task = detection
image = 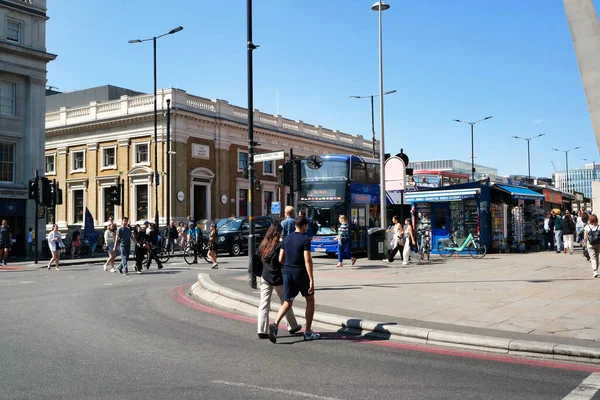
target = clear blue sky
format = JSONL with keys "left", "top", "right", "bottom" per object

{"left": 46, "top": 0, "right": 600, "bottom": 178}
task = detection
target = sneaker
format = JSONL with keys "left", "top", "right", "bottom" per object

{"left": 268, "top": 323, "right": 278, "bottom": 344}
{"left": 211, "top": 263, "right": 218, "bottom": 269}
{"left": 118, "top": 268, "right": 123, "bottom": 274}
{"left": 257, "top": 333, "right": 269, "bottom": 339}
{"left": 110, "top": 268, "right": 116, "bottom": 273}
{"left": 383, "top": 259, "right": 390, "bottom": 263}
{"left": 103, "top": 265, "right": 108, "bottom": 272}
{"left": 3, "top": 260, "right": 6, "bottom": 266}
{"left": 136, "top": 270, "right": 143, "bottom": 275}
{"left": 303, "top": 331, "right": 321, "bottom": 341}
{"left": 123, "top": 272, "right": 130, "bottom": 276}
{"left": 289, "top": 324, "right": 303, "bottom": 335}
{"left": 351, "top": 257, "right": 357, "bottom": 266}
{"left": 594, "top": 271, "right": 599, "bottom": 278}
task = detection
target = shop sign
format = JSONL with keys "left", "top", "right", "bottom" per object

{"left": 191, "top": 144, "right": 210, "bottom": 159}
{"left": 543, "top": 189, "right": 562, "bottom": 204}
{"left": 575, "top": 193, "right": 584, "bottom": 202}
{"left": 409, "top": 194, "right": 476, "bottom": 202}
{"left": 384, "top": 157, "right": 406, "bottom": 191}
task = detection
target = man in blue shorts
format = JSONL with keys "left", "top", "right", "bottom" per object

{"left": 269, "top": 215, "right": 320, "bottom": 343}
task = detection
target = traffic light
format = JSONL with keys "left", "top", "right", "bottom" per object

{"left": 108, "top": 185, "right": 120, "bottom": 205}
{"left": 278, "top": 162, "right": 291, "bottom": 186}
{"left": 40, "top": 177, "right": 52, "bottom": 207}
{"left": 28, "top": 178, "right": 38, "bottom": 200}
{"left": 277, "top": 160, "right": 301, "bottom": 190}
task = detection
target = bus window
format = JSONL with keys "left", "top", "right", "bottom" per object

{"left": 351, "top": 161, "right": 367, "bottom": 182}
{"left": 301, "top": 160, "right": 348, "bottom": 181}
{"left": 366, "top": 163, "right": 380, "bottom": 184}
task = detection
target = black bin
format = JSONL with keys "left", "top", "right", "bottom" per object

{"left": 42, "top": 239, "right": 50, "bottom": 258}
{"left": 367, "top": 227, "right": 386, "bottom": 260}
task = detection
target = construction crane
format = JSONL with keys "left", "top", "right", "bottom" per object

{"left": 551, "top": 161, "right": 557, "bottom": 172}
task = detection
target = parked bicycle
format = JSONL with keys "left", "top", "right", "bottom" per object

{"left": 183, "top": 237, "right": 211, "bottom": 265}
{"left": 437, "top": 231, "right": 487, "bottom": 259}
{"left": 417, "top": 229, "right": 431, "bottom": 261}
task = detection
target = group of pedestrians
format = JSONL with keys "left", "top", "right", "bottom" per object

{"left": 544, "top": 209, "right": 588, "bottom": 254}
{"left": 384, "top": 216, "right": 416, "bottom": 265}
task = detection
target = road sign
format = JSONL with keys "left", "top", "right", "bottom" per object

{"left": 254, "top": 151, "right": 285, "bottom": 163}
{"left": 271, "top": 201, "right": 281, "bottom": 215}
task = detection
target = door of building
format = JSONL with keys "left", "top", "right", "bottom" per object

{"left": 431, "top": 202, "right": 450, "bottom": 253}
{"left": 349, "top": 204, "right": 368, "bottom": 252}
{"left": 193, "top": 185, "right": 206, "bottom": 222}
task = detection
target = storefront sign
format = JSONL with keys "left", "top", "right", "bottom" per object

{"left": 543, "top": 189, "right": 562, "bottom": 204}
{"left": 384, "top": 157, "right": 405, "bottom": 191}
{"left": 408, "top": 193, "right": 476, "bottom": 202}
{"left": 575, "top": 193, "right": 584, "bottom": 202}
{"left": 191, "top": 144, "right": 210, "bottom": 159}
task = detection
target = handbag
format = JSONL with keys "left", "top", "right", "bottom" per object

{"left": 250, "top": 253, "right": 263, "bottom": 277}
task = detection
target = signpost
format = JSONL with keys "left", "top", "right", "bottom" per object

{"left": 271, "top": 201, "right": 281, "bottom": 215}
{"left": 254, "top": 150, "right": 285, "bottom": 163}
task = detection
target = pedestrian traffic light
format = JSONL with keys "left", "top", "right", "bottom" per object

{"left": 278, "top": 162, "right": 291, "bottom": 186}
{"left": 28, "top": 178, "right": 38, "bottom": 200}
{"left": 108, "top": 185, "right": 120, "bottom": 205}
{"left": 40, "top": 177, "right": 52, "bottom": 207}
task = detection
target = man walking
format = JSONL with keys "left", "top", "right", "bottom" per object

{"left": 281, "top": 206, "right": 295, "bottom": 239}
{"left": 113, "top": 217, "right": 138, "bottom": 276}
{"left": 0, "top": 220, "right": 12, "bottom": 265}
{"left": 269, "top": 216, "right": 320, "bottom": 343}
{"left": 554, "top": 211, "right": 564, "bottom": 254}
{"left": 26, "top": 227, "right": 34, "bottom": 259}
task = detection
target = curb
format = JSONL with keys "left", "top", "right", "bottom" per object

{"left": 191, "top": 273, "right": 600, "bottom": 364}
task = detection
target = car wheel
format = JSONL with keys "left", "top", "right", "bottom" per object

{"left": 230, "top": 243, "right": 242, "bottom": 257}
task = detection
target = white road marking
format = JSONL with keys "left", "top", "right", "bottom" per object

{"left": 563, "top": 373, "right": 600, "bottom": 399}
{"left": 211, "top": 380, "right": 343, "bottom": 400}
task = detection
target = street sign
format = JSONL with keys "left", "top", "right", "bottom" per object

{"left": 254, "top": 151, "right": 285, "bottom": 163}
{"left": 385, "top": 156, "right": 406, "bottom": 191}
{"left": 271, "top": 201, "right": 281, "bottom": 215}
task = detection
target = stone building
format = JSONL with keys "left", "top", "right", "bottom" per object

{"left": 0, "top": 0, "right": 56, "bottom": 255}
{"left": 44, "top": 88, "right": 374, "bottom": 232}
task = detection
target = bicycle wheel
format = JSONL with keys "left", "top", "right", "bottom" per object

{"left": 468, "top": 243, "right": 487, "bottom": 259}
{"left": 437, "top": 242, "right": 454, "bottom": 258}
{"left": 157, "top": 247, "right": 170, "bottom": 263}
{"left": 202, "top": 245, "right": 211, "bottom": 264}
{"left": 183, "top": 245, "right": 197, "bottom": 265}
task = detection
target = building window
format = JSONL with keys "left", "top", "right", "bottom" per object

{"left": 103, "top": 187, "right": 114, "bottom": 223}
{"left": 134, "top": 142, "right": 149, "bottom": 165}
{"left": 6, "top": 19, "right": 21, "bottom": 43}
{"left": 71, "top": 150, "right": 85, "bottom": 172}
{"left": 238, "top": 188, "right": 248, "bottom": 217}
{"left": 264, "top": 191, "right": 274, "bottom": 215}
{"left": 263, "top": 161, "right": 274, "bottom": 175}
{"left": 73, "top": 189, "right": 84, "bottom": 223}
{"left": 238, "top": 151, "right": 248, "bottom": 172}
{"left": 102, "top": 147, "right": 116, "bottom": 169}
{"left": 0, "top": 81, "right": 16, "bottom": 116}
{"left": 135, "top": 185, "right": 149, "bottom": 221}
{"left": 0, "top": 143, "right": 15, "bottom": 183}
{"left": 45, "top": 154, "right": 56, "bottom": 175}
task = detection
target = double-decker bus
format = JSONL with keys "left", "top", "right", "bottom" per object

{"left": 298, "top": 154, "right": 382, "bottom": 256}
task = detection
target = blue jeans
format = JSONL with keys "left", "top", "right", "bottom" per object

{"left": 119, "top": 244, "right": 130, "bottom": 273}
{"left": 337, "top": 242, "right": 352, "bottom": 263}
{"left": 555, "top": 230, "right": 563, "bottom": 252}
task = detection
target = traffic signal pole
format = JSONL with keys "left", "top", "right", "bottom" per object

{"left": 289, "top": 148, "right": 294, "bottom": 210}
{"left": 34, "top": 170, "right": 39, "bottom": 264}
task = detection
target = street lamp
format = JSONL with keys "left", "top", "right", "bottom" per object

{"left": 453, "top": 116, "right": 493, "bottom": 181}
{"left": 583, "top": 158, "right": 599, "bottom": 182}
{"left": 371, "top": 0, "right": 390, "bottom": 230}
{"left": 129, "top": 26, "right": 183, "bottom": 229}
{"left": 511, "top": 134, "right": 545, "bottom": 180}
{"left": 552, "top": 147, "right": 580, "bottom": 192}
{"left": 349, "top": 90, "right": 396, "bottom": 158}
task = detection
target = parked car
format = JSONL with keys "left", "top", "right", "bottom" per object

{"left": 217, "top": 216, "right": 273, "bottom": 256}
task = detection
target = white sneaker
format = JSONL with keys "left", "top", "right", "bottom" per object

{"left": 303, "top": 331, "right": 321, "bottom": 341}
{"left": 103, "top": 265, "right": 108, "bottom": 271}
{"left": 594, "top": 271, "right": 599, "bottom": 278}
{"left": 110, "top": 268, "right": 116, "bottom": 273}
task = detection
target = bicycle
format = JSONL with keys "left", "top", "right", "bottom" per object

{"left": 437, "top": 231, "right": 487, "bottom": 259}
{"left": 183, "top": 237, "right": 211, "bottom": 265}
{"left": 155, "top": 237, "right": 171, "bottom": 263}
{"left": 417, "top": 229, "right": 431, "bottom": 261}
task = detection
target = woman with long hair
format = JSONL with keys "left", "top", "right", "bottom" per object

{"left": 385, "top": 216, "right": 404, "bottom": 263}
{"left": 103, "top": 223, "right": 117, "bottom": 272}
{"left": 208, "top": 223, "right": 219, "bottom": 269}
{"left": 336, "top": 215, "right": 356, "bottom": 268}
{"left": 401, "top": 218, "right": 417, "bottom": 266}
{"left": 583, "top": 214, "right": 600, "bottom": 278}
{"left": 47, "top": 224, "right": 64, "bottom": 271}
{"left": 256, "top": 222, "right": 302, "bottom": 339}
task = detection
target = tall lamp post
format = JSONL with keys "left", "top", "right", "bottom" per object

{"left": 453, "top": 116, "right": 493, "bottom": 181}
{"left": 583, "top": 158, "right": 598, "bottom": 182}
{"left": 372, "top": 0, "right": 390, "bottom": 230}
{"left": 553, "top": 146, "right": 580, "bottom": 192}
{"left": 511, "top": 134, "right": 545, "bottom": 180}
{"left": 129, "top": 26, "right": 183, "bottom": 229}
{"left": 349, "top": 90, "right": 396, "bottom": 158}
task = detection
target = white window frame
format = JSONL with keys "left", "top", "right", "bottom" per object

{"left": 70, "top": 149, "right": 86, "bottom": 173}
{"left": 263, "top": 160, "right": 275, "bottom": 176}
{"left": 70, "top": 187, "right": 86, "bottom": 224}
{"left": 237, "top": 149, "right": 248, "bottom": 172}
{"left": 0, "top": 142, "right": 16, "bottom": 183}
{"left": 99, "top": 182, "right": 118, "bottom": 223}
{"left": 0, "top": 81, "right": 16, "bottom": 116}
{"left": 45, "top": 154, "right": 56, "bottom": 176}
{"left": 132, "top": 182, "right": 151, "bottom": 223}
{"left": 133, "top": 141, "right": 150, "bottom": 167}
{"left": 6, "top": 19, "right": 21, "bottom": 44}
{"left": 100, "top": 145, "right": 117, "bottom": 170}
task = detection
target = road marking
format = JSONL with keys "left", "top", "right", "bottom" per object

{"left": 211, "top": 380, "right": 343, "bottom": 400}
{"left": 563, "top": 373, "right": 600, "bottom": 399}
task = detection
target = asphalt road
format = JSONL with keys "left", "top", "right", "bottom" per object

{"left": 0, "top": 259, "right": 599, "bottom": 400}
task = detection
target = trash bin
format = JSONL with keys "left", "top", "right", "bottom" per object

{"left": 367, "top": 227, "right": 387, "bottom": 260}
{"left": 42, "top": 239, "right": 50, "bottom": 258}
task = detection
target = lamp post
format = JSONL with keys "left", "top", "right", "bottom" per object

{"left": 165, "top": 99, "right": 172, "bottom": 229}
{"left": 583, "top": 158, "right": 598, "bottom": 182}
{"left": 553, "top": 147, "right": 580, "bottom": 192}
{"left": 453, "top": 116, "right": 493, "bottom": 181}
{"left": 371, "top": 0, "right": 390, "bottom": 230}
{"left": 129, "top": 26, "right": 183, "bottom": 229}
{"left": 511, "top": 134, "right": 545, "bottom": 180}
{"left": 349, "top": 90, "right": 396, "bottom": 158}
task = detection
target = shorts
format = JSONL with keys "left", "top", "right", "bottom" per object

{"left": 283, "top": 273, "right": 311, "bottom": 301}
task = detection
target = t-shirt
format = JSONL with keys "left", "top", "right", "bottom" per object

{"left": 0, "top": 226, "right": 10, "bottom": 245}
{"left": 282, "top": 232, "right": 311, "bottom": 275}
{"left": 281, "top": 217, "right": 295, "bottom": 238}
{"left": 116, "top": 226, "right": 132, "bottom": 247}
{"left": 554, "top": 216, "right": 563, "bottom": 230}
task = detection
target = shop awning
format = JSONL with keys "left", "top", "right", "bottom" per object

{"left": 405, "top": 188, "right": 479, "bottom": 203}
{"left": 496, "top": 185, "right": 544, "bottom": 201}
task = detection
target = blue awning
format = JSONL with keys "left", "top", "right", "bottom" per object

{"left": 496, "top": 185, "right": 544, "bottom": 201}
{"left": 405, "top": 188, "right": 479, "bottom": 203}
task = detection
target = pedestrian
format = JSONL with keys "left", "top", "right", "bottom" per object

{"left": 281, "top": 206, "right": 296, "bottom": 239}
{"left": 0, "top": 220, "right": 11, "bottom": 265}
{"left": 134, "top": 224, "right": 147, "bottom": 274}
{"left": 562, "top": 210, "right": 576, "bottom": 255}
{"left": 177, "top": 222, "right": 186, "bottom": 248}
{"left": 168, "top": 220, "right": 178, "bottom": 253}
{"left": 87, "top": 230, "right": 98, "bottom": 256}
{"left": 269, "top": 215, "right": 320, "bottom": 343}
{"left": 71, "top": 230, "right": 81, "bottom": 259}
{"left": 543, "top": 212, "right": 555, "bottom": 251}
{"left": 103, "top": 223, "right": 117, "bottom": 272}
{"left": 384, "top": 216, "right": 404, "bottom": 263}
{"left": 47, "top": 224, "right": 64, "bottom": 271}
{"left": 298, "top": 209, "right": 314, "bottom": 239}
{"left": 113, "top": 217, "right": 138, "bottom": 276}
{"left": 335, "top": 215, "right": 356, "bottom": 268}
{"left": 208, "top": 223, "right": 219, "bottom": 269}
{"left": 401, "top": 218, "right": 417, "bottom": 266}
{"left": 576, "top": 211, "right": 585, "bottom": 244}
{"left": 26, "top": 227, "right": 34, "bottom": 259}
{"left": 554, "top": 210, "right": 564, "bottom": 254}
{"left": 583, "top": 214, "right": 600, "bottom": 278}
{"left": 257, "top": 222, "right": 302, "bottom": 339}
{"left": 144, "top": 223, "right": 163, "bottom": 270}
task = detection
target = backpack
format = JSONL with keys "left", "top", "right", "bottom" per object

{"left": 589, "top": 226, "right": 600, "bottom": 245}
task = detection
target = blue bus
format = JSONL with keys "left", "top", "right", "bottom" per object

{"left": 298, "top": 154, "right": 382, "bottom": 256}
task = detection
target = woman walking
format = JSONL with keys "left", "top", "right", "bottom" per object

{"left": 336, "top": 215, "right": 356, "bottom": 268}
{"left": 257, "top": 222, "right": 302, "bottom": 339}
{"left": 583, "top": 214, "right": 600, "bottom": 278}
{"left": 47, "top": 224, "right": 64, "bottom": 271}
{"left": 208, "top": 223, "right": 219, "bottom": 269}
{"left": 385, "top": 216, "right": 404, "bottom": 263}
{"left": 178, "top": 222, "right": 186, "bottom": 249}
{"left": 103, "top": 223, "right": 117, "bottom": 272}
{"left": 401, "top": 218, "right": 417, "bottom": 266}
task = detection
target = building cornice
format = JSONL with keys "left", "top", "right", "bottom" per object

{"left": 0, "top": 41, "right": 56, "bottom": 63}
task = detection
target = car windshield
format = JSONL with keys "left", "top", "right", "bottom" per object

{"left": 317, "top": 226, "right": 336, "bottom": 235}
{"left": 219, "top": 219, "right": 243, "bottom": 231}
{"left": 216, "top": 219, "right": 230, "bottom": 229}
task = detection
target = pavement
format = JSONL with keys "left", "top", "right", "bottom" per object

{"left": 191, "top": 247, "right": 600, "bottom": 363}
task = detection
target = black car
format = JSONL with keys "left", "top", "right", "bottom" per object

{"left": 217, "top": 216, "right": 273, "bottom": 256}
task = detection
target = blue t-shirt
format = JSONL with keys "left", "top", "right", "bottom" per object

{"left": 281, "top": 217, "right": 295, "bottom": 238}
{"left": 282, "top": 232, "right": 311, "bottom": 275}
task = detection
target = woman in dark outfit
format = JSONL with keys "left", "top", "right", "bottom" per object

{"left": 134, "top": 224, "right": 147, "bottom": 274}
{"left": 208, "top": 223, "right": 219, "bottom": 269}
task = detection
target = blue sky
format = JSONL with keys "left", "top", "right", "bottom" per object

{"left": 46, "top": 0, "right": 600, "bottom": 178}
